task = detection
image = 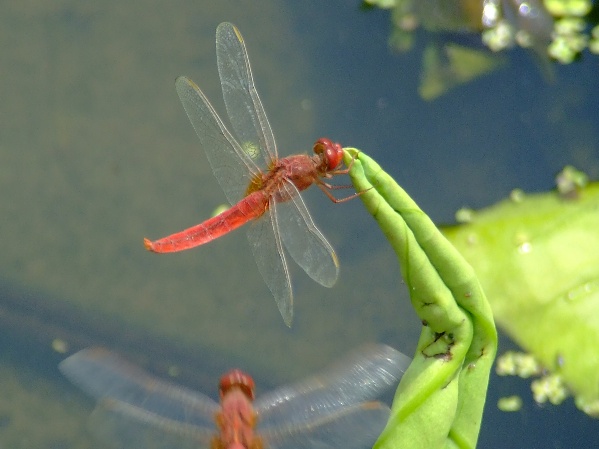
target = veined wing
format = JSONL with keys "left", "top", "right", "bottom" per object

{"left": 260, "top": 401, "right": 391, "bottom": 449}
{"left": 175, "top": 76, "right": 259, "bottom": 204}
{"left": 276, "top": 180, "right": 339, "bottom": 288}
{"left": 59, "top": 348, "right": 219, "bottom": 429}
{"left": 86, "top": 398, "right": 214, "bottom": 449}
{"left": 246, "top": 198, "right": 293, "bottom": 326}
{"left": 254, "top": 344, "right": 410, "bottom": 430}
{"left": 246, "top": 179, "right": 340, "bottom": 327}
{"left": 216, "top": 22, "right": 277, "bottom": 166}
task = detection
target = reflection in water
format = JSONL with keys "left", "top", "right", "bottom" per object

{"left": 60, "top": 344, "right": 410, "bottom": 449}
{"left": 365, "top": 0, "right": 597, "bottom": 98}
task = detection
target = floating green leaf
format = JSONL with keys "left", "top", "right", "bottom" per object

{"left": 442, "top": 180, "right": 599, "bottom": 417}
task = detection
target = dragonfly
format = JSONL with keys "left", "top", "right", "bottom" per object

{"left": 59, "top": 344, "right": 411, "bottom": 449}
{"left": 144, "top": 22, "right": 358, "bottom": 327}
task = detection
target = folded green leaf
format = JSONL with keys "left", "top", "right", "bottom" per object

{"left": 343, "top": 149, "right": 497, "bottom": 449}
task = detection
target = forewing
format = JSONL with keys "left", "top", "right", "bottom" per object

{"left": 216, "top": 22, "right": 277, "bottom": 165}
{"left": 175, "top": 76, "right": 258, "bottom": 204}
{"left": 246, "top": 198, "right": 293, "bottom": 326}
{"left": 87, "top": 398, "right": 213, "bottom": 449}
{"left": 254, "top": 344, "right": 410, "bottom": 430}
{"left": 59, "top": 348, "right": 219, "bottom": 429}
{"left": 260, "top": 402, "right": 391, "bottom": 449}
{"left": 276, "top": 180, "right": 339, "bottom": 287}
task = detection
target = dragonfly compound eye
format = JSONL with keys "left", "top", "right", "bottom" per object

{"left": 313, "top": 138, "right": 343, "bottom": 170}
{"left": 219, "top": 369, "right": 256, "bottom": 400}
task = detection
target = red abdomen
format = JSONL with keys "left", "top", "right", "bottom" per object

{"left": 145, "top": 191, "right": 269, "bottom": 253}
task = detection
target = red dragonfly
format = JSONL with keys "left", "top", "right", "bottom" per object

{"left": 59, "top": 344, "right": 410, "bottom": 449}
{"left": 144, "top": 22, "right": 357, "bottom": 326}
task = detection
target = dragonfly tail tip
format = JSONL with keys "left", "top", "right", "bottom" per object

{"left": 143, "top": 238, "right": 155, "bottom": 251}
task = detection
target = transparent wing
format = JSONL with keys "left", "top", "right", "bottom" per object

{"left": 59, "top": 348, "right": 219, "bottom": 429}
{"left": 246, "top": 198, "right": 293, "bottom": 326}
{"left": 254, "top": 344, "right": 411, "bottom": 430}
{"left": 260, "top": 401, "right": 391, "bottom": 449}
{"left": 175, "top": 76, "right": 259, "bottom": 204}
{"left": 216, "top": 22, "right": 277, "bottom": 165}
{"left": 86, "top": 398, "right": 213, "bottom": 449}
{"left": 277, "top": 180, "right": 339, "bottom": 287}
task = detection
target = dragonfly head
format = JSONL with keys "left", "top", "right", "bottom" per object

{"left": 313, "top": 138, "right": 343, "bottom": 171}
{"left": 219, "top": 369, "right": 256, "bottom": 400}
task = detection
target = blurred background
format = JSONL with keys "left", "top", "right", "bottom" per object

{"left": 0, "top": 0, "right": 598, "bottom": 447}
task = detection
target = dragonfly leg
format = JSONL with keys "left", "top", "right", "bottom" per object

{"left": 316, "top": 181, "right": 370, "bottom": 203}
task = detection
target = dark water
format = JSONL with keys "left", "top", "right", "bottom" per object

{"left": 0, "top": 0, "right": 598, "bottom": 447}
